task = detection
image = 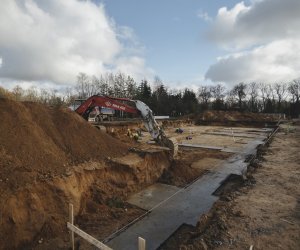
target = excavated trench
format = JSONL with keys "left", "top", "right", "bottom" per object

{"left": 0, "top": 149, "right": 171, "bottom": 249}
{"left": 1, "top": 146, "right": 234, "bottom": 249}
{"left": 105, "top": 125, "right": 276, "bottom": 250}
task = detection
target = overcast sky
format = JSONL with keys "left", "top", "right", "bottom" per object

{"left": 0, "top": 0, "right": 300, "bottom": 90}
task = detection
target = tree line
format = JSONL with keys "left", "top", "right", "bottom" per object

{"left": 75, "top": 73, "right": 300, "bottom": 117}
{"left": 1, "top": 72, "right": 299, "bottom": 117}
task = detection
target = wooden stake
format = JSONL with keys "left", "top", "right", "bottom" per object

{"left": 138, "top": 237, "right": 146, "bottom": 250}
{"left": 69, "top": 203, "right": 75, "bottom": 250}
{"left": 67, "top": 223, "right": 112, "bottom": 250}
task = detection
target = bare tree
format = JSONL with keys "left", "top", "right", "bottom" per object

{"left": 12, "top": 85, "right": 24, "bottom": 101}
{"left": 231, "top": 82, "right": 247, "bottom": 109}
{"left": 268, "top": 83, "right": 276, "bottom": 104}
{"left": 76, "top": 72, "right": 90, "bottom": 98}
{"left": 210, "top": 84, "right": 225, "bottom": 110}
{"left": 198, "top": 86, "right": 211, "bottom": 108}
{"left": 39, "top": 88, "right": 51, "bottom": 104}
{"left": 63, "top": 87, "right": 75, "bottom": 106}
{"left": 288, "top": 79, "right": 300, "bottom": 103}
{"left": 90, "top": 75, "right": 100, "bottom": 96}
{"left": 259, "top": 83, "right": 268, "bottom": 111}
{"left": 259, "top": 83, "right": 275, "bottom": 112}
{"left": 211, "top": 84, "right": 225, "bottom": 100}
{"left": 248, "top": 82, "right": 259, "bottom": 112}
{"left": 274, "top": 83, "right": 287, "bottom": 111}
{"left": 24, "top": 86, "right": 39, "bottom": 101}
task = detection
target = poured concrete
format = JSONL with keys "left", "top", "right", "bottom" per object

{"left": 107, "top": 173, "right": 220, "bottom": 250}
{"left": 127, "top": 183, "right": 180, "bottom": 210}
{"left": 179, "top": 143, "right": 239, "bottom": 153}
{"left": 204, "top": 131, "right": 264, "bottom": 138}
{"left": 179, "top": 143, "right": 224, "bottom": 150}
{"left": 106, "top": 128, "right": 271, "bottom": 250}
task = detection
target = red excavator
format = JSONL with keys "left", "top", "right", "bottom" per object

{"left": 75, "top": 95, "right": 178, "bottom": 157}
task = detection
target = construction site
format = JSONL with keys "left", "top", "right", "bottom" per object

{"left": 0, "top": 96, "right": 299, "bottom": 250}
{"left": 1, "top": 0, "right": 300, "bottom": 249}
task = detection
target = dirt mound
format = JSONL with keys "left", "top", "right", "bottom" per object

{"left": 0, "top": 98, "right": 174, "bottom": 249}
{"left": 196, "top": 110, "right": 277, "bottom": 125}
{"left": 0, "top": 98, "right": 128, "bottom": 192}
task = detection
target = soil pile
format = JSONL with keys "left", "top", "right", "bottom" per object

{"left": 0, "top": 98, "right": 128, "bottom": 191}
{"left": 0, "top": 97, "right": 173, "bottom": 249}
{"left": 198, "top": 110, "right": 277, "bottom": 123}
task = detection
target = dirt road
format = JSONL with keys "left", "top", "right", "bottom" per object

{"left": 162, "top": 124, "right": 300, "bottom": 250}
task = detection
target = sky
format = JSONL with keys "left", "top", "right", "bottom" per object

{"left": 0, "top": 0, "right": 300, "bottom": 91}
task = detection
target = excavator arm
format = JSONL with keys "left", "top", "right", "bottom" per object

{"left": 75, "top": 95, "right": 178, "bottom": 157}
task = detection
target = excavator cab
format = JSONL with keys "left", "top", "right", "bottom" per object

{"left": 88, "top": 106, "right": 115, "bottom": 123}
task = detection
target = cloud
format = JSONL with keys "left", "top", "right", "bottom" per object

{"left": 197, "top": 10, "right": 212, "bottom": 22}
{"left": 0, "top": 0, "right": 153, "bottom": 87}
{"left": 115, "top": 56, "right": 154, "bottom": 81}
{"left": 205, "top": 0, "right": 300, "bottom": 85}
{"left": 206, "top": 38, "right": 300, "bottom": 83}
{"left": 208, "top": 0, "right": 300, "bottom": 49}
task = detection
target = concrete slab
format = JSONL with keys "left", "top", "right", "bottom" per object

{"left": 127, "top": 183, "right": 180, "bottom": 210}
{"left": 107, "top": 172, "right": 221, "bottom": 250}
{"left": 106, "top": 135, "right": 268, "bottom": 250}
{"left": 204, "top": 131, "right": 265, "bottom": 138}
{"left": 220, "top": 127, "right": 273, "bottom": 135}
{"left": 221, "top": 127, "right": 273, "bottom": 132}
{"left": 179, "top": 143, "right": 239, "bottom": 153}
{"left": 179, "top": 143, "right": 223, "bottom": 150}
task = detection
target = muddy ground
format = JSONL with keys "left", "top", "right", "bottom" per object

{"left": 160, "top": 123, "right": 300, "bottom": 250}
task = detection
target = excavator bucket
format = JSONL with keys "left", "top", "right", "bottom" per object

{"left": 134, "top": 100, "right": 178, "bottom": 158}
{"left": 159, "top": 136, "right": 178, "bottom": 158}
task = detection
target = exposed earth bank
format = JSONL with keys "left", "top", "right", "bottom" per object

{"left": 0, "top": 98, "right": 172, "bottom": 249}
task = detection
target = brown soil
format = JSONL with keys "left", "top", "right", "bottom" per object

{"left": 104, "top": 121, "right": 143, "bottom": 140}
{"left": 1, "top": 98, "right": 173, "bottom": 249}
{"left": 1, "top": 150, "right": 170, "bottom": 249}
{"left": 161, "top": 124, "right": 300, "bottom": 250}
{"left": 161, "top": 119, "right": 194, "bottom": 128}
{"left": 0, "top": 98, "right": 128, "bottom": 193}
{"left": 196, "top": 110, "right": 278, "bottom": 126}
{"left": 159, "top": 148, "right": 231, "bottom": 187}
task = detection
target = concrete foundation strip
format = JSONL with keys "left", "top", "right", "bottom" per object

{"left": 103, "top": 172, "right": 206, "bottom": 244}
{"left": 102, "top": 125, "right": 280, "bottom": 249}
{"left": 242, "top": 124, "right": 280, "bottom": 170}
{"left": 104, "top": 126, "right": 280, "bottom": 245}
